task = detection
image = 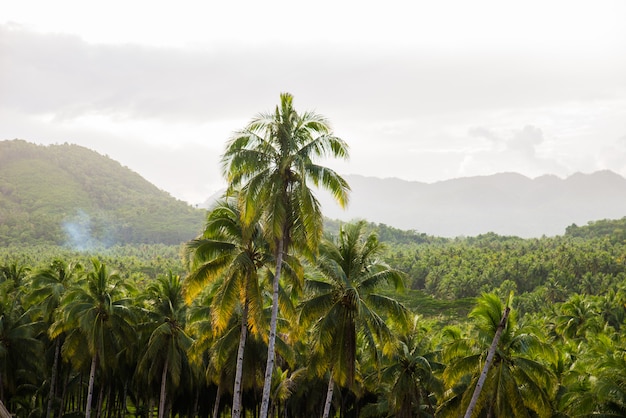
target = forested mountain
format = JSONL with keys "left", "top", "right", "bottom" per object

{"left": 318, "top": 171, "right": 626, "bottom": 237}
{"left": 0, "top": 139, "right": 205, "bottom": 246}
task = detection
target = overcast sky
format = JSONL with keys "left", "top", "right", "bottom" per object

{"left": 2, "top": 1, "right": 625, "bottom": 204}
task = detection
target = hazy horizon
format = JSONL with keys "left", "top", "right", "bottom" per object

{"left": 2, "top": 1, "right": 625, "bottom": 204}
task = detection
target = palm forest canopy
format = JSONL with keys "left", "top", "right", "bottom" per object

{"left": 2, "top": 95, "right": 626, "bottom": 417}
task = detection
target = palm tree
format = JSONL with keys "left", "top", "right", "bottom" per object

{"left": 463, "top": 292, "right": 512, "bottom": 418}
{"left": 137, "top": 271, "right": 192, "bottom": 418}
{"left": 590, "top": 335, "right": 626, "bottom": 416}
{"left": 299, "top": 221, "right": 409, "bottom": 418}
{"left": 186, "top": 287, "right": 293, "bottom": 418}
{"left": 555, "top": 294, "right": 601, "bottom": 341}
{"left": 26, "top": 259, "right": 84, "bottom": 418}
{"left": 376, "top": 315, "right": 442, "bottom": 418}
{"left": 439, "top": 293, "right": 555, "bottom": 418}
{"left": 184, "top": 197, "right": 271, "bottom": 418}
{"left": 0, "top": 287, "right": 43, "bottom": 411}
{"left": 0, "top": 261, "right": 30, "bottom": 290}
{"left": 51, "top": 259, "right": 136, "bottom": 418}
{"left": 221, "top": 92, "right": 350, "bottom": 418}
{"left": 185, "top": 291, "right": 222, "bottom": 418}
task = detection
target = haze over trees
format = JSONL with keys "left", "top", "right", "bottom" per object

{"left": 3, "top": 138, "right": 626, "bottom": 247}
{"left": 2, "top": 95, "right": 626, "bottom": 417}
{"left": 0, "top": 139, "right": 204, "bottom": 247}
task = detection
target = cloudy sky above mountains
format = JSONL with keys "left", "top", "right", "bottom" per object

{"left": 2, "top": 1, "right": 625, "bottom": 204}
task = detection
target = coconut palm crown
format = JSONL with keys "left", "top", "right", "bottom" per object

{"left": 221, "top": 92, "right": 350, "bottom": 418}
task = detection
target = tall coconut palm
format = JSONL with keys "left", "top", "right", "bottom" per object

{"left": 50, "top": 259, "right": 136, "bottom": 418}
{"left": 137, "top": 271, "right": 192, "bottom": 418}
{"left": 0, "top": 288, "right": 43, "bottom": 410}
{"left": 299, "top": 221, "right": 409, "bottom": 418}
{"left": 463, "top": 293, "right": 513, "bottom": 418}
{"left": 439, "top": 293, "right": 555, "bottom": 418}
{"left": 555, "top": 294, "right": 601, "bottom": 341}
{"left": 187, "top": 285, "right": 293, "bottom": 418}
{"left": 26, "top": 259, "right": 84, "bottom": 418}
{"left": 0, "top": 261, "right": 30, "bottom": 290}
{"left": 591, "top": 336, "right": 626, "bottom": 416}
{"left": 185, "top": 290, "right": 223, "bottom": 418}
{"left": 221, "top": 92, "right": 350, "bottom": 418}
{"left": 376, "top": 315, "right": 442, "bottom": 418}
{"left": 184, "top": 197, "right": 272, "bottom": 418}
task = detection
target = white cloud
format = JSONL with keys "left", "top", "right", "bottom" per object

{"left": 596, "top": 135, "right": 626, "bottom": 176}
{"left": 459, "top": 125, "right": 575, "bottom": 179}
{"left": 508, "top": 125, "right": 544, "bottom": 157}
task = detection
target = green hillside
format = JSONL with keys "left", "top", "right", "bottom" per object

{"left": 0, "top": 139, "right": 205, "bottom": 246}
{"left": 565, "top": 217, "right": 626, "bottom": 242}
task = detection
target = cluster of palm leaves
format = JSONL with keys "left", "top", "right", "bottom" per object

{"left": 0, "top": 257, "right": 195, "bottom": 417}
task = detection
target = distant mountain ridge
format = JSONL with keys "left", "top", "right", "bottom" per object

{"left": 316, "top": 171, "right": 626, "bottom": 238}
{"left": 0, "top": 139, "right": 205, "bottom": 247}
{"left": 5, "top": 139, "right": 625, "bottom": 243}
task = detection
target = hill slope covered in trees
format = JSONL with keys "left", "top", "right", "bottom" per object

{"left": 0, "top": 139, "right": 205, "bottom": 246}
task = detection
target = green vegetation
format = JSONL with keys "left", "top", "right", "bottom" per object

{"left": 0, "top": 139, "right": 205, "bottom": 246}
{"left": 3, "top": 97, "right": 626, "bottom": 417}
{"left": 565, "top": 217, "right": 626, "bottom": 243}
{"left": 299, "top": 221, "right": 409, "bottom": 418}
{"left": 3, "top": 218, "right": 626, "bottom": 417}
{"left": 220, "top": 92, "right": 350, "bottom": 418}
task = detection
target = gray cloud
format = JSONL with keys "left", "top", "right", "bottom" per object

{"left": 460, "top": 124, "right": 567, "bottom": 178}
{"left": 509, "top": 125, "right": 544, "bottom": 157}
{"left": 2, "top": 24, "right": 625, "bottom": 124}
{"left": 469, "top": 126, "right": 501, "bottom": 144}
{"left": 596, "top": 134, "right": 626, "bottom": 175}
{"left": 2, "top": 21, "right": 626, "bottom": 202}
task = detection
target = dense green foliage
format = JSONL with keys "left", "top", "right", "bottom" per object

{"left": 0, "top": 139, "right": 205, "bottom": 246}
{"left": 1, "top": 215, "right": 626, "bottom": 416}
{"left": 565, "top": 217, "right": 626, "bottom": 243}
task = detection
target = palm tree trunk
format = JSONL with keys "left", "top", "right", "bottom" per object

{"left": 0, "top": 400, "right": 11, "bottom": 418}
{"left": 322, "top": 372, "right": 334, "bottom": 418}
{"left": 212, "top": 382, "right": 223, "bottom": 418}
{"left": 57, "top": 369, "right": 69, "bottom": 418}
{"left": 463, "top": 305, "right": 511, "bottom": 418}
{"left": 96, "top": 383, "right": 105, "bottom": 418}
{"left": 121, "top": 380, "right": 128, "bottom": 418}
{"left": 105, "top": 384, "right": 113, "bottom": 418}
{"left": 46, "top": 338, "right": 61, "bottom": 418}
{"left": 232, "top": 302, "right": 249, "bottom": 418}
{"left": 85, "top": 354, "right": 98, "bottom": 418}
{"left": 192, "top": 387, "right": 200, "bottom": 418}
{"left": 159, "top": 356, "right": 169, "bottom": 418}
{"left": 260, "top": 237, "right": 284, "bottom": 418}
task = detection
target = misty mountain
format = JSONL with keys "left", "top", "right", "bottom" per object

{"left": 0, "top": 139, "right": 205, "bottom": 247}
{"left": 5, "top": 138, "right": 625, "bottom": 245}
{"left": 315, "top": 172, "right": 626, "bottom": 238}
